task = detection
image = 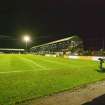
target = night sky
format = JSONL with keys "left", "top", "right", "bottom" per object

{"left": 0, "top": 0, "right": 105, "bottom": 50}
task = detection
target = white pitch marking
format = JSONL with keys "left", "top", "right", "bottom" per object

{"left": 0, "top": 70, "right": 34, "bottom": 74}
{"left": 41, "top": 58, "right": 67, "bottom": 66}
{"left": 19, "top": 56, "right": 49, "bottom": 70}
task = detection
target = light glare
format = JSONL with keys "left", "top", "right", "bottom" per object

{"left": 23, "top": 36, "right": 30, "bottom": 42}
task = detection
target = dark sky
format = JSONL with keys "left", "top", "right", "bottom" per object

{"left": 0, "top": 0, "right": 105, "bottom": 49}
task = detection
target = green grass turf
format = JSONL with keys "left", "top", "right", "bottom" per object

{"left": 0, "top": 54, "right": 105, "bottom": 105}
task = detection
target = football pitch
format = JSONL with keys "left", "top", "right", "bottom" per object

{"left": 0, "top": 54, "right": 105, "bottom": 105}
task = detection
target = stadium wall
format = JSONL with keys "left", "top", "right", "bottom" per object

{"left": 45, "top": 54, "right": 104, "bottom": 61}
{"left": 67, "top": 56, "right": 104, "bottom": 61}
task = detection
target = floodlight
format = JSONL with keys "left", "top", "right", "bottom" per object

{"left": 23, "top": 36, "right": 30, "bottom": 42}
{"left": 23, "top": 35, "right": 31, "bottom": 50}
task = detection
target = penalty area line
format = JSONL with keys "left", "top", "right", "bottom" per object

{"left": 19, "top": 56, "right": 49, "bottom": 70}
{"left": 0, "top": 70, "right": 36, "bottom": 74}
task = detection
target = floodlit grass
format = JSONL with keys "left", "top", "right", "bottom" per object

{"left": 0, "top": 54, "right": 105, "bottom": 105}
